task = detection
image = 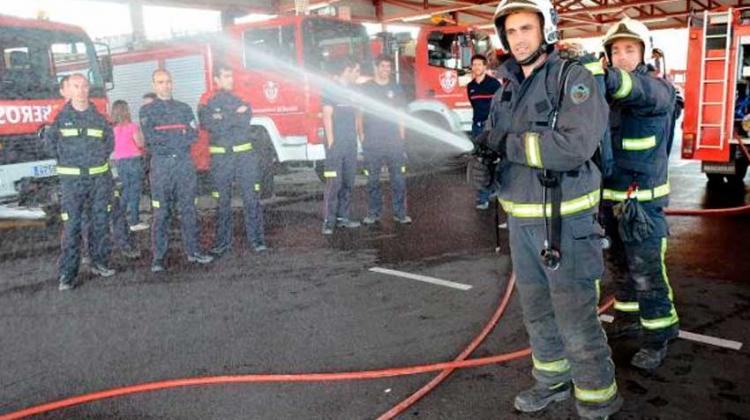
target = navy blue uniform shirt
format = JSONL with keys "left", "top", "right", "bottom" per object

{"left": 198, "top": 90, "right": 253, "bottom": 147}
{"left": 45, "top": 101, "right": 114, "bottom": 168}
{"left": 360, "top": 80, "right": 405, "bottom": 146}
{"left": 467, "top": 75, "right": 502, "bottom": 124}
{"left": 322, "top": 84, "right": 358, "bottom": 151}
{"left": 139, "top": 98, "right": 198, "bottom": 157}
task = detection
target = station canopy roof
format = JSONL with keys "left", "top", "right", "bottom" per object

{"left": 109, "top": 0, "right": 750, "bottom": 37}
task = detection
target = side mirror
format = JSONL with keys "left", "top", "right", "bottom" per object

{"left": 100, "top": 55, "right": 113, "bottom": 85}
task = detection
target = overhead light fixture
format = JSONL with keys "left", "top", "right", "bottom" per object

{"left": 402, "top": 14, "right": 431, "bottom": 22}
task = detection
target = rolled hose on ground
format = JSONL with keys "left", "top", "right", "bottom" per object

{"left": 0, "top": 274, "right": 615, "bottom": 420}
{"left": 665, "top": 139, "right": 750, "bottom": 217}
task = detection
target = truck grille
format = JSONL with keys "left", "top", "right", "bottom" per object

{"left": 0, "top": 134, "right": 53, "bottom": 165}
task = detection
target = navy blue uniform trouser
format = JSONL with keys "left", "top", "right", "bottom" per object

{"left": 323, "top": 145, "right": 357, "bottom": 223}
{"left": 150, "top": 155, "right": 200, "bottom": 261}
{"left": 113, "top": 157, "right": 144, "bottom": 226}
{"left": 210, "top": 151, "right": 264, "bottom": 248}
{"left": 472, "top": 121, "right": 491, "bottom": 204}
{"left": 508, "top": 213, "right": 619, "bottom": 415}
{"left": 112, "top": 183, "right": 135, "bottom": 251}
{"left": 364, "top": 146, "right": 407, "bottom": 219}
{"left": 601, "top": 202, "right": 679, "bottom": 345}
{"left": 58, "top": 173, "right": 113, "bottom": 278}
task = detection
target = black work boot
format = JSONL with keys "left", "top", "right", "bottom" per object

{"left": 514, "top": 381, "right": 571, "bottom": 413}
{"left": 605, "top": 314, "right": 641, "bottom": 340}
{"left": 631, "top": 325, "right": 679, "bottom": 370}
{"left": 577, "top": 392, "right": 623, "bottom": 420}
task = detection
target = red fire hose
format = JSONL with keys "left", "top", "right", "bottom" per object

{"left": 0, "top": 274, "right": 615, "bottom": 420}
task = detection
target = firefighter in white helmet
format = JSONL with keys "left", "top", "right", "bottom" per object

{"left": 597, "top": 17, "right": 679, "bottom": 370}
{"left": 467, "top": 0, "right": 621, "bottom": 418}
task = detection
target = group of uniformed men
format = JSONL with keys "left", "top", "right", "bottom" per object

{"left": 46, "top": 1, "right": 679, "bottom": 417}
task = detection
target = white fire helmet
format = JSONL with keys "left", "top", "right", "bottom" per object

{"left": 602, "top": 17, "right": 653, "bottom": 64}
{"left": 493, "top": 0, "right": 560, "bottom": 52}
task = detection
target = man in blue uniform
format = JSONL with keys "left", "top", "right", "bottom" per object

{"left": 45, "top": 74, "right": 115, "bottom": 290}
{"left": 198, "top": 63, "right": 267, "bottom": 254}
{"left": 470, "top": 1, "right": 621, "bottom": 417}
{"left": 321, "top": 59, "right": 363, "bottom": 235}
{"left": 359, "top": 55, "right": 412, "bottom": 225}
{"left": 467, "top": 53, "right": 502, "bottom": 210}
{"left": 140, "top": 69, "right": 213, "bottom": 272}
{"left": 598, "top": 17, "right": 679, "bottom": 370}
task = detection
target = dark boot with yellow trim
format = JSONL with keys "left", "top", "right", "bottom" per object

{"left": 514, "top": 381, "right": 571, "bottom": 413}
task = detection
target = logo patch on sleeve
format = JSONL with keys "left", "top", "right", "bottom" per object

{"left": 570, "top": 84, "right": 590, "bottom": 105}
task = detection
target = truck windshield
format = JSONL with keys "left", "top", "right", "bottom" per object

{"left": 427, "top": 30, "right": 491, "bottom": 70}
{"left": 0, "top": 27, "right": 104, "bottom": 100}
{"left": 302, "top": 18, "right": 371, "bottom": 75}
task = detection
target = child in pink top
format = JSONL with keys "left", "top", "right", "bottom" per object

{"left": 111, "top": 100, "right": 148, "bottom": 231}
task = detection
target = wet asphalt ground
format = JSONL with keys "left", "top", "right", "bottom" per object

{"left": 1, "top": 157, "right": 749, "bottom": 420}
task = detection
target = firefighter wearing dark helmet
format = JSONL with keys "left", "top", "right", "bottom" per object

{"left": 468, "top": 0, "right": 621, "bottom": 417}
{"left": 597, "top": 17, "right": 679, "bottom": 370}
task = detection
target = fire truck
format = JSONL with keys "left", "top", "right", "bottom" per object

{"left": 0, "top": 14, "right": 112, "bottom": 216}
{"left": 373, "top": 24, "right": 494, "bottom": 162}
{"left": 683, "top": 7, "right": 750, "bottom": 184}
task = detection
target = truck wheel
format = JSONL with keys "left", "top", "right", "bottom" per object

{"left": 729, "top": 158, "right": 748, "bottom": 184}
{"left": 253, "top": 127, "right": 277, "bottom": 199}
{"left": 314, "top": 160, "right": 326, "bottom": 183}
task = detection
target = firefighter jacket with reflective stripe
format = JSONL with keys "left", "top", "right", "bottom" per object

{"left": 139, "top": 98, "right": 198, "bottom": 157}
{"left": 488, "top": 52, "right": 608, "bottom": 219}
{"left": 198, "top": 90, "right": 253, "bottom": 149}
{"left": 44, "top": 101, "right": 113, "bottom": 170}
{"left": 604, "top": 64, "right": 676, "bottom": 206}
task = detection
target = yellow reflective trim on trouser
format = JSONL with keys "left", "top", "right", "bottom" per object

{"left": 232, "top": 142, "right": 253, "bottom": 152}
{"left": 401, "top": 166, "right": 407, "bottom": 173}
{"left": 499, "top": 190, "right": 600, "bottom": 218}
{"left": 532, "top": 355, "right": 571, "bottom": 373}
{"left": 363, "top": 169, "right": 370, "bottom": 176}
{"left": 622, "top": 135, "right": 657, "bottom": 151}
{"left": 211, "top": 191, "right": 220, "bottom": 199}
{"left": 613, "top": 68, "right": 633, "bottom": 99}
{"left": 60, "top": 128, "right": 79, "bottom": 137}
{"left": 151, "top": 200, "right": 160, "bottom": 209}
{"left": 107, "top": 205, "right": 112, "bottom": 212}
{"left": 194, "top": 198, "right": 198, "bottom": 205}
{"left": 602, "top": 182, "right": 670, "bottom": 202}
{"left": 209, "top": 146, "right": 227, "bottom": 154}
{"left": 524, "top": 132, "right": 543, "bottom": 168}
{"left": 640, "top": 237, "right": 679, "bottom": 330}
{"left": 88, "top": 162, "right": 109, "bottom": 175}
{"left": 614, "top": 300, "right": 640, "bottom": 313}
{"left": 324, "top": 171, "right": 337, "bottom": 178}
{"left": 60, "top": 212, "right": 69, "bottom": 222}
{"left": 584, "top": 61, "right": 605, "bottom": 76}
{"left": 56, "top": 166, "right": 81, "bottom": 175}
{"left": 87, "top": 128, "right": 104, "bottom": 138}
{"left": 575, "top": 382, "right": 618, "bottom": 403}
{"left": 254, "top": 183, "right": 261, "bottom": 192}
{"left": 595, "top": 278, "right": 601, "bottom": 303}
{"left": 114, "top": 190, "right": 121, "bottom": 198}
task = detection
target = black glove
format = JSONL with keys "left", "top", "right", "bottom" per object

{"left": 466, "top": 157, "right": 493, "bottom": 190}
{"left": 473, "top": 128, "right": 507, "bottom": 158}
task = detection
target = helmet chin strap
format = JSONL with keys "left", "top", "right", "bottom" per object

{"left": 516, "top": 43, "right": 547, "bottom": 66}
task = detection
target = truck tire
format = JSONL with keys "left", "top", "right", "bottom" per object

{"left": 252, "top": 127, "right": 277, "bottom": 199}
{"left": 314, "top": 160, "right": 326, "bottom": 183}
{"left": 706, "top": 151, "right": 748, "bottom": 185}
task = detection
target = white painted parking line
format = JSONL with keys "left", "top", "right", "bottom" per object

{"left": 369, "top": 267, "right": 473, "bottom": 291}
{"left": 599, "top": 314, "right": 743, "bottom": 351}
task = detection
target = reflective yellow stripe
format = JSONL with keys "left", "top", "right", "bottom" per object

{"left": 194, "top": 198, "right": 198, "bottom": 205}
{"left": 524, "top": 132, "right": 543, "bottom": 168}
{"left": 584, "top": 61, "right": 605, "bottom": 76}
{"left": 641, "top": 237, "right": 679, "bottom": 330}
{"left": 575, "top": 382, "right": 618, "bottom": 403}
{"left": 209, "top": 146, "right": 227, "bottom": 154}
{"left": 56, "top": 166, "right": 81, "bottom": 175}
{"left": 363, "top": 169, "right": 370, "bottom": 176}
{"left": 114, "top": 190, "right": 121, "bottom": 198}
{"left": 232, "top": 142, "right": 253, "bottom": 152}
{"left": 499, "top": 190, "right": 600, "bottom": 218}
{"left": 595, "top": 278, "right": 601, "bottom": 303}
{"left": 87, "top": 128, "right": 104, "bottom": 138}
{"left": 401, "top": 166, "right": 407, "bottom": 173}
{"left": 60, "top": 212, "right": 69, "bottom": 221}
{"left": 613, "top": 68, "right": 632, "bottom": 99}
{"left": 151, "top": 200, "right": 160, "bottom": 209}
{"left": 107, "top": 205, "right": 112, "bottom": 212}
{"left": 622, "top": 135, "right": 656, "bottom": 151}
{"left": 614, "top": 300, "right": 640, "bottom": 313}
{"left": 532, "top": 355, "right": 571, "bottom": 373}
{"left": 254, "top": 183, "right": 261, "bottom": 192}
{"left": 60, "top": 128, "right": 79, "bottom": 137}
{"left": 88, "top": 162, "right": 109, "bottom": 175}
{"left": 602, "top": 182, "right": 670, "bottom": 202}
{"left": 211, "top": 191, "right": 220, "bottom": 199}
{"left": 324, "top": 171, "right": 337, "bottom": 178}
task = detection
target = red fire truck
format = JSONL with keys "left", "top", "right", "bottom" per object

{"left": 683, "top": 7, "right": 750, "bottom": 184}
{"left": 0, "top": 14, "right": 112, "bottom": 215}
